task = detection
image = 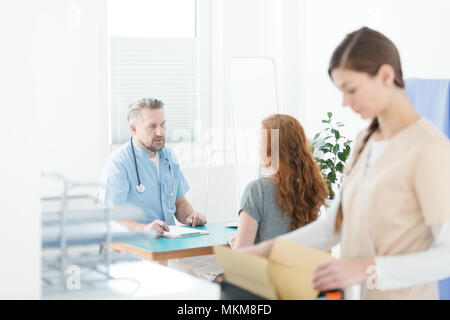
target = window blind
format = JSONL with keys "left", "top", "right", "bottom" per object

{"left": 109, "top": 37, "right": 198, "bottom": 145}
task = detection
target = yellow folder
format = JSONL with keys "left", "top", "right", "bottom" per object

{"left": 214, "top": 245, "right": 278, "bottom": 300}
{"left": 214, "top": 238, "right": 331, "bottom": 300}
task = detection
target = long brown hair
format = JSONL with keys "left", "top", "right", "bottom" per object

{"left": 261, "top": 114, "right": 329, "bottom": 230}
{"left": 328, "top": 27, "right": 405, "bottom": 233}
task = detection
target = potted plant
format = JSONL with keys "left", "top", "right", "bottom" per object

{"left": 312, "top": 112, "right": 352, "bottom": 200}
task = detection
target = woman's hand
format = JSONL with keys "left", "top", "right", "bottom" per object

{"left": 227, "top": 235, "right": 236, "bottom": 249}
{"left": 313, "top": 257, "right": 375, "bottom": 292}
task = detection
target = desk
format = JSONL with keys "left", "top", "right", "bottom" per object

{"left": 111, "top": 222, "right": 237, "bottom": 264}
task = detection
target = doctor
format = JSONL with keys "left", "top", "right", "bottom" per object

{"left": 98, "top": 98, "right": 206, "bottom": 237}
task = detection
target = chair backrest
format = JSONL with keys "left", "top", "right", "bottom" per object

{"left": 405, "top": 78, "right": 450, "bottom": 300}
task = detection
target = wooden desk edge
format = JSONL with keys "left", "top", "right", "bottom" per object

{"left": 111, "top": 242, "right": 230, "bottom": 261}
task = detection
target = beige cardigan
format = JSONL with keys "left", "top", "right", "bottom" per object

{"left": 340, "top": 118, "right": 450, "bottom": 299}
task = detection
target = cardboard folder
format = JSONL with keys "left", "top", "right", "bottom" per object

{"left": 214, "top": 238, "right": 331, "bottom": 300}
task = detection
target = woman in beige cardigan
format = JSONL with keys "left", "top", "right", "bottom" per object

{"left": 241, "top": 27, "right": 450, "bottom": 300}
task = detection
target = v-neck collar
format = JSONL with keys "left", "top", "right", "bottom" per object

{"left": 131, "top": 138, "right": 165, "bottom": 160}
{"left": 350, "top": 117, "right": 425, "bottom": 179}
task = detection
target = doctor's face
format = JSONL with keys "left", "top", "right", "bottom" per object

{"left": 132, "top": 108, "right": 166, "bottom": 152}
{"left": 331, "top": 67, "right": 391, "bottom": 120}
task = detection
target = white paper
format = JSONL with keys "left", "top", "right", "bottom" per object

{"left": 162, "top": 225, "right": 208, "bottom": 238}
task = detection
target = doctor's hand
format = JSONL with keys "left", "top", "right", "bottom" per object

{"left": 313, "top": 257, "right": 376, "bottom": 292}
{"left": 142, "top": 220, "right": 170, "bottom": 238}
{"left": 185, "top": 212, "right": 207, "bottom": 227}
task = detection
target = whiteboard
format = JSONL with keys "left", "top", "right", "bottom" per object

{"left": 229, "top": 57, "right": 279, "bottom": 205}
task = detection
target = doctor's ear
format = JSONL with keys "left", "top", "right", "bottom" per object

{"left": 130, "top": 124, "right": 137, "bottom": 135}
{"left": 376, "top": 64, "right": 396, "bottom": 87}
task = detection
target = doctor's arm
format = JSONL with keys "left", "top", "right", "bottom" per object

{"left": 172, "top": 164, "right": 206, "bottom": 226}
{"left": 174, "top": 196, "right": 206, "bottom": 226}
{"left": 116, "top": 219, "right": 169, "bottom": 236}
{"left": 99, "top": 159, "right": 169, "bottom": 236}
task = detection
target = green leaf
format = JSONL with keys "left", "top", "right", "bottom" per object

{"left": 313, "top": 132, "right": 321, "bottom": 141}
{"left": 333, "top": 144, "right": 340, "bottom": 154}
{"left": 327, "top": 112, "right": 333, "bottom": 119}
{"left": 327, "top": 171, "right": 337, "bottom": 183}
{"left": 322, "top": 120, "right": 331, "bottom": 124}
{"left": 327, "top": 182, "right": 335, "bottom": 200}
{"left": 338, "top": 152, "right": 347, "bottom": 162}
{"left": 334, "top": 130, "right": 341, "bottom": 140}
{"left": 336, "top": 162, "right": 344, "bottom": 173}
{"left": 344, "top": 145, "right": 351, "bottom": 156}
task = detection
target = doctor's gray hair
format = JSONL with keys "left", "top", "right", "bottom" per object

{"left": 127, "top": 98, "right": 165, "bottom": 126}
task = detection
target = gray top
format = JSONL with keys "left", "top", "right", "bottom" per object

{"left": 239, "top": 177, "right": 292, "bottom": 244}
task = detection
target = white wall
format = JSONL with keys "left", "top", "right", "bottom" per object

{"left": 199, "top": 0, "right": 302, "bottom": 221}
{"left": 298, "top": 0, "right": 450, "bottom": 142}
{"left": 36, "top": 0, "right": 108, "bottom": 197}
{"left": 0, "top": 0, "right": 40, "bottom": 299}
{"left": 215, "top": 0, "right": 300, "bottom": 128}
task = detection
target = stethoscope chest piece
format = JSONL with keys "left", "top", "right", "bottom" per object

{"left": 136, "top": 184, "right": 146, "bottom": 193}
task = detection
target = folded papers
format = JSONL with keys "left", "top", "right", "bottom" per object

{"left": 214, "top": 238, "right": 331, "bottom": 299}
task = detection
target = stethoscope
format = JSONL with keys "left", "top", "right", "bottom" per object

{"left": 130, "top": 137, "right": 175, "bottom": 196}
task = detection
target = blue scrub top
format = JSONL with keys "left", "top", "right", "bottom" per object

{"left": 98, "top": 139, "right": 190, "bottom": 225}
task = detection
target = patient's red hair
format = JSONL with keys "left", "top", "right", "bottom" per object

{"left": 262, "top": 114, "right": 329, "bottom": 230}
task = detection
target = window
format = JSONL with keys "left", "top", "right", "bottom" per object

{"left": 107, "top": 0, "right": 199, "bottom": 145}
